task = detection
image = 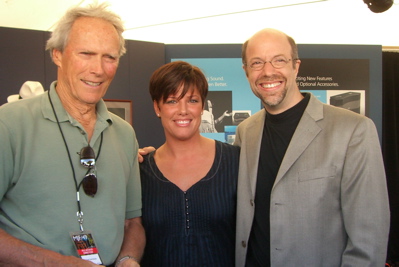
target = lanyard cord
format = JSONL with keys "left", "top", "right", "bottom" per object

{"left": 47, "top": 89, "right": 103, "bottom": 231}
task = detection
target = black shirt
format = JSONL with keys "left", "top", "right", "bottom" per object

{"left": 245, "top": 93, "right": 310, "bottom": 266}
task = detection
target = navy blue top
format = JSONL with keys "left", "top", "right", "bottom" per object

{"left": 140, "top": 140, "right": 239, "bottom": 267}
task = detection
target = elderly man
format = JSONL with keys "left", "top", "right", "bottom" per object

{"left": 0, "top": 3, "right": 144, "bottom": 266}
{"left": 235, "top": 28, "right": 390, "bottom": 267}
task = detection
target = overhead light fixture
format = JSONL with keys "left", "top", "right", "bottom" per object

{"left": 363, "top": 0, "right": 394, "bottom": 13}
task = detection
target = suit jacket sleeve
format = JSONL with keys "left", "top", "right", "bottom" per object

{"left": 340, "top": 116, "right": 390, "bottom": 266}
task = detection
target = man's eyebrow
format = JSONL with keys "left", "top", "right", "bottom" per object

{"left": 104, "top": 53, "right": 119, "bottom": 59}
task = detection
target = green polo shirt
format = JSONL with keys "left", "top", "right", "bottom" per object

{"left": 0, "top": 81, "right": 142, "bottom": 265}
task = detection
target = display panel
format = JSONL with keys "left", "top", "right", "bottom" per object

{"left": 167, "top": 44, "right": 382, "bottom": 142}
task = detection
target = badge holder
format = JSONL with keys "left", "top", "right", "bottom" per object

{"left": 70, "top": 195, "right": 103, "bottom": 265}
{"left": 70, "top": 229, "right": 103, "bottom": 264}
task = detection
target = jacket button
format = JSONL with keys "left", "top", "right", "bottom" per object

{"left": 241, "top": 241, "right": 247, "bottom": 248}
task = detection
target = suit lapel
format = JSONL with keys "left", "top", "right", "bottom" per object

{"left": 274, "top": 95, "right": 324, "bottom": 186}
{"left": 244, "top": 110, "right": 265, "bottom": 194}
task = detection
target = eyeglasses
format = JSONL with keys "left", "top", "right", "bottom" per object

{"left": 246, "top": 58, "right": 298, "bottom": 70}
{"left": 79, "top": 146, "right": 98, "bottom": 197}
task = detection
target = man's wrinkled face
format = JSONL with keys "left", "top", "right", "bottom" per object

{"left": 53, "top": 17, "right": 120, "bottom": 106}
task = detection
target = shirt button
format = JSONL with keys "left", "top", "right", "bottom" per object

{"left": 241, "top": 241, "right": 247, "bottom": 248}
{"left": 250, "top": 199, "right": 254, "bottom": 206}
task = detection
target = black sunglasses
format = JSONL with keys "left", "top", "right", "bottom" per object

{"left": 79, "top": 146, "right": 98, "bottom": 197}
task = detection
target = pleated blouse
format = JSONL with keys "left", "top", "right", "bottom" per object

{"left": 140, "top": 140, "right": 239, "bottom": 267}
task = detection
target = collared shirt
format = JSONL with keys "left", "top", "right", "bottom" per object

{"left": 0, "top": 81, "right": 141, "bottom": 265}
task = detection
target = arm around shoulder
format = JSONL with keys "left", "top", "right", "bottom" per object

{"left": 138, "top": 147, "right": 156, "bottom": 163}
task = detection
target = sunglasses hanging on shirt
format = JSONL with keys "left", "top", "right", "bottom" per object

{"left": 47, "top": 87, "right": 103, "bottom": 200}
{"left": 48, "top": 87, "right": 104, "bottom": 236}
{"left": 79, "top": 146, "right": 98, "bottom": 197}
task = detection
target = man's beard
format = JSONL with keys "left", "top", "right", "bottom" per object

{"left": 254, "top": 75, "right": 288, "bottom": 107}
{"left": 262, "top": 86, "right": 287, "bottom": 107}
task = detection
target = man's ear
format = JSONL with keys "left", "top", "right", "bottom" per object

{"left": 242, "top": 65, "right": 249, "bottom": 77}
{"left": 294, "top": 59, "right": 301, "bottom": 75}
{"left": 52, "top": 49, "right": 62, "bottom": 67}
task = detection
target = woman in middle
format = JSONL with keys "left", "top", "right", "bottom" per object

{"left": 139, "top": 61, "right": 239, "bottom": 266}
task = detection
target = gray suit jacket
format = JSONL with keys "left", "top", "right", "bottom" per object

{"left": 235, "top": 94, "right": 390, "bottom": 267}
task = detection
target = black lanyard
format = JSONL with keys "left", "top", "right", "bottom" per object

{"left": 48, "top": 89, "right": 103, "bottom": 231}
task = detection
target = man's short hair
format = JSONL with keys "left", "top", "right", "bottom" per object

{"left": 46, "top": 2, "right": 126, "bottom": 58}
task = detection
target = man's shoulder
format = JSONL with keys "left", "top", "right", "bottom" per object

{"left": 0, "top": 96, "right": 43, "bottom": 124}
{"left": 307, "top": 94, "right": 371, "bottom": 125}
{"left": 322, "top": 103, "right": 371, "bottom": 124}
{"left": 236, "top": 109, "right": 265, "bottom": 129}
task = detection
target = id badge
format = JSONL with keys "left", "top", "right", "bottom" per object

{"left": 70, "top": 231, "right": 103, "bottom": 265}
